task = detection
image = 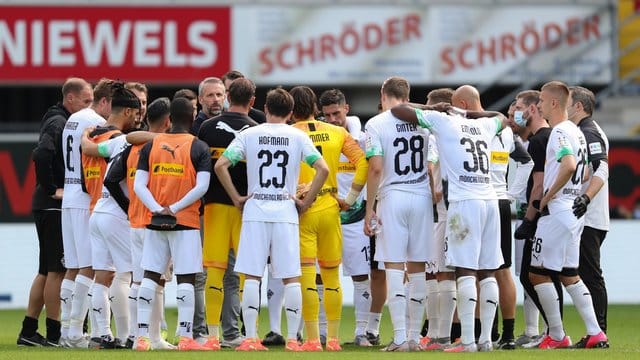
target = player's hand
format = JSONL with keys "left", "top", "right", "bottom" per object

{"left": 232, "top": 195, "right": 249, "bottom": 211}
{"left": 433, "top": 191, "right": 443, "bottom": 205}
{"left": 82, "top": 126, "right": 95, "bottom": 139}
{"left": 364, "top": 211, "right": 380, "bottom": 236}
{"left": 156, "top": 206, "right": 175, "bottom": 216}
{"left": 514, "top": 218, "right": 537, "bottom": 240}
{"left": 432, "top": 102, "right": 452, "bottom": 113}
{"left": 572, "top": 194, "right": 591, "bottom": 218}
{"left": 51, "top": 188, "right": 63, "bottom": 200}
{"left": 295, "top": 197, "right": 312, "bottom": 215}
{"left": 337, "top": 198, "right": 350, "bottom": 211}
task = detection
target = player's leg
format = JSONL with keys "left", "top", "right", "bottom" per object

{"left": 317, "top": 206, "right": 343, "bottom": 349}
{"left": 298, "top": 212, "right": 321, "bottom": 346}
{"left": 495, "top": 199, "right": 516, "bottom": 349}
{"left": 341, "top": 220, "right": 371, "bottom": 345}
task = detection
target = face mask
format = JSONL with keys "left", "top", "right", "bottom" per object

{"left": 514, "top": 110, "right": 527, "bottom": 127}
{"left": 223, "top": 98, "right": 230, "bottom": 110}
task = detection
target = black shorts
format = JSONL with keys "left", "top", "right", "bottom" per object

{"left": 498, "top": 199, "right": 512, "bottom": 269}
{"left": 33, "top": 210, "right": 66, "bottom": 274}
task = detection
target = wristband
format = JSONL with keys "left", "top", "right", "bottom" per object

{"left": 344, "top": 189, "right": 360, "bottom": 206}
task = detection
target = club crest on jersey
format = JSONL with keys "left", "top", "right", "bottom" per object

{"left": 84, "top": 166, "right": 101, "bottom": 179}
{"left": 152, "top": 163, "right": 184, "bottom": 176}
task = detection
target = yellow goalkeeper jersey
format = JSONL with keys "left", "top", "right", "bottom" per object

{"left": 293, "top": 120, "right": 368, "bottom": 213}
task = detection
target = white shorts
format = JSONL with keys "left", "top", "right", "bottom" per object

{"left": 90, "top": 212, "right": 132, "bottom": 272}
{"left": 434, "top": 220, "right": 454, "bottom": 273}
{"left": 375, "top": 191, "right": 434, "bottom": 263}
{"left": 235, "top": 221, "right": 301, "bottom": 279}
{"left": 130, "top": 228, "right": 145, "bottom": 282}
{"left": 141, "top": 229, "right": 202, "bottom": 275}
{"left": 341, "top": 220, "right": 370, "bottom": 277}
{"left": 531, "top": 209, "right": 583, "bottom": 271}
{"left": 61, "top": 208, "right": 91, "bottom": 269}
{"left": 445, "top": 199, "right": 503, "bottom": 270}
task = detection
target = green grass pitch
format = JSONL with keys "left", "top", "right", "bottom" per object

{"left": 1, "top": 305, "right": 639, "bottom": 359}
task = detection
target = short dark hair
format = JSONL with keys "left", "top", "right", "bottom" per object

{"left": 516, "top": 90, "right": 540, "bottom": 107}
{"left": 93, "top": 78, "right": 115, "bottom": 104}
{"left": 382, "top": 77, "right": 410, "bottom": 101}
{"left": 228, "top": 78, "right": 255, "bottom": 107}
{"left": 170, "top": 97, "right": 195, "bottom": 126}
{"left": 173, "top": 88, "right": 197, "bottom": 102}
{"left": 290, "top": 86, "right": 317, "bottom": 120}
{"left": 426, "top": 88, "right": 454, "bottom": 105}
{"left": 62, "top": 77, "right": 90, "bottom": 97}
{"left": 319, "top": 89, "right": 346, "bottom": 107}
{"left": 569, "top": 86, "right": 595, "bottom": 116}
{"left": 111, "top": 81, "right": 141, "bottom": 110}
{"left": 221, "top": 70, "right": 245, "bottom": 84}
{"left": 265, "top": 88, "right": 294, "bottom": 118}
{"left": 147, "top": 97, "right": 171, "bottom": 125}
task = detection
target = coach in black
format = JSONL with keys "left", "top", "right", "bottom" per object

{"left": 17, "top": 78, "right": 93, "bottom": 347}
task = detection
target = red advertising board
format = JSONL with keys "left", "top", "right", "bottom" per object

{"left": 0, "top": 6, "right": 230, "bottom": 84}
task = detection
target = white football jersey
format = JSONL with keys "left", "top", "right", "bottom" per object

{"left": 489, "top": 126, "right": 514, "bottom": 199}
{"left": 223, "top": 123, "right": 322, "bottom": 224}
{"left": 544, "top": 120, "right": 588, "bottom": 210}
{"left": 61, "top": 107, "right": 106, "bottom": 209}
{"left": 93, "top": 137, "right": 130, "bottom": 219}
{"left": 416, "top": 110, "right": 500, "bottom": 201}
{"left": 579, "top": 118, "right": 609, "bottom": 230}
{"left": 365, "top": 110, "right": 431, "bottom": 197}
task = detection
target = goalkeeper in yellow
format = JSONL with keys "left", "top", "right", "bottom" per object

{"left": 289, "top": 86, "right": 368, "bottom": 351}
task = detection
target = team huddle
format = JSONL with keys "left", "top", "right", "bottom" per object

{"left": 19, "top": 72, "right": 610, "bottom": 352}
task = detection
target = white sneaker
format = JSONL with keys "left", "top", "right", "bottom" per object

{"left": 478, "top": 340, "right": 493, "bottom": 352}
{"left": 151, "top": 339, "right": 177, "bottom": 350}
{"left": 66, "top": 335, "right": 90, "bottom": 348}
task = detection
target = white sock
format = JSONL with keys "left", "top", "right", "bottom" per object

{"left": 267, "top": 271, "right": 284, "bottom": 334}
{"left": 317, "top": 284, "right": 327, "bottom": 338}
{"left": 456, "top": 276, "right": 477, "bottom": 345}
{"left": 386, "top": 269, "right": 407, "bottom": 344}
{"left": 110, "top": 272, "right": 131, "bottom": 341}
{"left": 534, "top": 282, "right": 564, "bottom": 340}
{"left": 68, "top": 274, "right": 93, "bottom": 340}
{"left": 407, "top": 273, "right": 427, "bottom": 342}
{"left": 241, "top": 279, "right": 260, "bottom": 339}
{"left": 128, "top": 284, "right": 139, "bottom": 339}
{"left": 437, "top": 279, "right": 456, "bottom": 340}
{"left": 176, "top": 283, "right": 195, "bottom": 338}
{"left": 404, "top": 282, "right": 411, "bottom": 332}
{"left": 353, "top": 279, "right": 371, "bottom": 337}
{"left": 283, "top": 282, "right": 302, "bottom": 340}
{"left": 150, "top": 286, "right": 165, "bottom": 342}
{"left": 60, "top": 279, "right": 74, "bottom": 338}
{"left": 365, "top": 312, "right": 382, "bottom": 336}
{"left": 523, "top": 292, "right": 539, "bottom": 336}
{"left": 137, "top": 278, "right": 158, "bottom": 338}
{"left": 479, "top": 277, "right": 499, "bottom": 344}
{"left": 91, "top": 283, "right": 112, "bottom": 337}
{"left": 425, "top": 279, "right": 439, "bottom": 338}
{"left": 566, "top": 280, "right": 601, "bottom": 335}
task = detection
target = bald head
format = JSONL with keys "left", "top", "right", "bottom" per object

{"left": 452, "top": 85, "right": 482, "bottom": 111}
